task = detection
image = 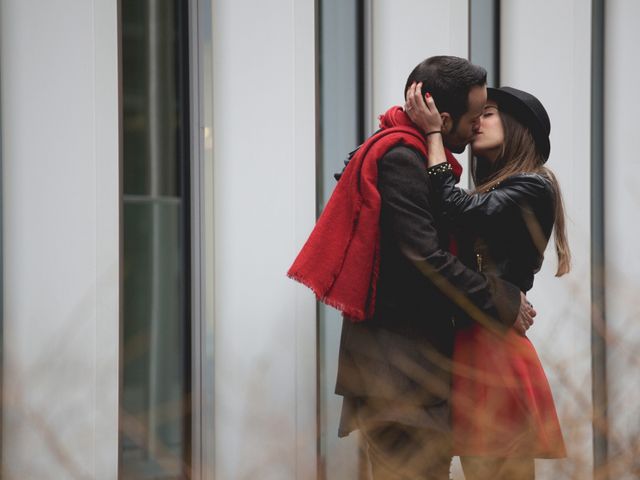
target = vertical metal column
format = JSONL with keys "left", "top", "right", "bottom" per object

{"left": 0, "top": 6, "right": 4, "bottom": 466}
{"left": 591, "top": 0, "right": 608, "bottom": 478}
{"left": 146, "top": 0, "right": 163, "bottom": 457}
{"left": 359, "top": 5, "right": 373, "bottom": 477}
{"left": 314, "top": 0, "right": 323, "bottom": 477}
{"left": 190, "top": 0, "right": 215, "bottom": 477}
{"left": 189, "top": 0, "right": 203, "bottom": 475}
{"left": 361, "top": 0, "right": 374, "bottom": 139}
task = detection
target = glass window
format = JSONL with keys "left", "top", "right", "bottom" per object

{"left": 318, "top": 0, "right": 363, "bottom": 478}
{"left": 469, "top": 0, "right": 500, "bottom": 87}
{"left": 120, "top": 1, "right": 191, "bottom": 478}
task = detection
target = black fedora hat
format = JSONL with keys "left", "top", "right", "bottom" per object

{"left": 487, "top": 86, "right": 551, "bottom": 161}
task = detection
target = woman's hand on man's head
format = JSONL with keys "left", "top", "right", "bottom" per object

{"left": 404, "top": 82, "right": 443, "bottom": 134}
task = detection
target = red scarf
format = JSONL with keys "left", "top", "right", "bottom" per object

{"left": 288, "top": 106, "right": 462, "bottom": 321}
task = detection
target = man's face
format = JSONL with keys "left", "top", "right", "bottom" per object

{"left": 442, "top": 85, "right": 487, "bottom": 154}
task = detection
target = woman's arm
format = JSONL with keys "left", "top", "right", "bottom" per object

{"left": 426, "top": 166, "right": 553, "bottom": 231}
{"left": 405, "top": 82, "right": 447, "bottom": 168}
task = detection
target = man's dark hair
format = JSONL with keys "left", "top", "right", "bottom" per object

{"left": 404, "top": 56, "right": 487, "bottom": 129}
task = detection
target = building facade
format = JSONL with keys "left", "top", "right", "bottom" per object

{"left": 1, "top": 0, "right": 638, "bottom": 479}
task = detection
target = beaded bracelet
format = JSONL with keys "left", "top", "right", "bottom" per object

{"left": 426, "top": 162, "right": 452, "bottom": 176}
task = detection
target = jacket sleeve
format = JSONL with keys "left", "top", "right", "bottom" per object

{"left": 378, "top": 146, "right": 521, "bottom": 327}
{"left": 427, "top": 167, "right": 552, "bottom": 233}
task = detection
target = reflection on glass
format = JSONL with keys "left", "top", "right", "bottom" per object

{"left": 120, "top": 0, "right": 190, "bottom": 478}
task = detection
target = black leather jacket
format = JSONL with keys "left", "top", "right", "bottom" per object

{"left": 428, "top": 167, "right": 556, "bottom": 293}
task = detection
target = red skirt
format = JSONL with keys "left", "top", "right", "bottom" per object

{"left": 451, "top": 324, "right": 566, "bottom": 458}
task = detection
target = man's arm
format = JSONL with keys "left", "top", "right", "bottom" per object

{"left": 378, "top": 146, "right": 523, "bottom": 328}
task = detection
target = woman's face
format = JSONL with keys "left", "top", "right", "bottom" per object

{"left": 471, "top": 100, "right": 504, "bottom": 162}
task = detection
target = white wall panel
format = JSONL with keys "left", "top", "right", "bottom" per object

{"left": 211, "top": 0, "right": 317, "bottom": 478}
{"left": 501, "top": 1, "right": 593, "bottom": 478}
{"left": 604, "top": 2, "right": 640, "bottom": 478}
{"left": 371, "top": 0, "right": 471, "bottom": 187}
{"left": 371, "top": 0, "right": 469, "bottom": 123}
{"left": 0, "top": 1, "right": 120, "bottom": 478}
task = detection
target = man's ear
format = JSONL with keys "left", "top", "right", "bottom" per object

{"left": 441, "top": 113, "right": 453, "bottom": 134}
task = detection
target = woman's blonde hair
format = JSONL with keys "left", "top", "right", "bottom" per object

{"left": 472, "top": 110, "right": 571, "bottom": 276}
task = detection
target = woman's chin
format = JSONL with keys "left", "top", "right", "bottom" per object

{"left": 470, "top": 143, "right": 485, "bottom": 157}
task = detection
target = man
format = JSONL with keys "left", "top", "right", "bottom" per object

{"left": 333, "top": 56, "right": 534, "bottom": 479}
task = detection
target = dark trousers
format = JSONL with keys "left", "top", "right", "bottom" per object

{"left": 361, "top": 422, "right": 452, "bottom": 480}
{"left": 461, "top": 456, "right": 535, "bottom": 480}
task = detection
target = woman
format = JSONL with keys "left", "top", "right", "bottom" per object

{"left": 405, "top": 84, "right": 569, "bottom": 480}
